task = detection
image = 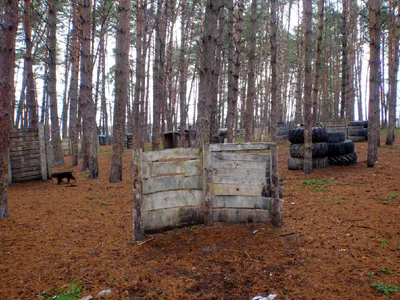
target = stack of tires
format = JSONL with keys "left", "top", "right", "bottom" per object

{"left": 287, "top": 127, "right": 329, "bottom": 170}
{"left": 347, "top": 121, "right": 368, "bottom": 142}
{"left": 326, "top": 132, "right": 358, "bottom": 166}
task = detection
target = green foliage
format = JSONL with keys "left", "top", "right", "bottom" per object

{"left": 371, "top": 282, "right": 400, "bottom": 296}
{"left": 381, "top": 268, "right": 393, "bottom": 274}
{"left": 38, "top": 279, "right": 86, "bottom": 300}
{"left": 377, "top": 238, "right": 389, "bottom": 249}
{"left": 302, "top": 179, "right": 329, "bottom": 186}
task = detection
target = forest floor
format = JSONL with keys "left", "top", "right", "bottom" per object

{"left": 1, "top": 133, "right": 400, "bottom": 300}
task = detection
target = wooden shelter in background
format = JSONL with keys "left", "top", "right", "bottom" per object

{"left": 8, "top": 124, "right": 52, "bottom": 184}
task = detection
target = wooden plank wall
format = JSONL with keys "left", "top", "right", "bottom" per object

{"left": 139, "top": 148, "right": 203, "bottom": 233}
{"left": 321, "top": 118, "right": 347, "bottom": 138}
{"left": 210, "top": 143, "right": 282, "bottom": 224}
{"left": 9, "top": 128, "right": 44, "bottom": 182}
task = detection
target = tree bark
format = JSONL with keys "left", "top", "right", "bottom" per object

{"left": 245, "top": 0, "right": 257, "bottom": 142}
{"left": 48, "top": 0, "right": 64, "bottom": 166}
{"left": 367, "top": 0, "right": 381, "bottom": 167}
{"left": 303, "top": 0, "right": 313, "bottom": 173}
{"left": 386, "top": 0, "right": 399, "bottom": 145}
{"left": 0, "top": 0, "right": 18, "bottom": 219}
{"left": 109, "top": 0, "right": 130, "bottom": 182}
{"left": 270, "top": 0, "right": 278, "bottom": 141}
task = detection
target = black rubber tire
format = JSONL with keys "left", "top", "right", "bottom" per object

{"left": 287, "top": 156, "right": 329, "bottom": 170}
{"left": 348, "top": 120, "right": 368, "bottom": 128}
{"left": 327, "top": 140, "right": 355, "bottom": 156}
{"left": 327, "top": 132, "right": 346, "bottom": 143}
{"left": 328, "top": 152, "right": 358, "bottom": 166}
{"left": 288, "top": 127, "right": 328, "bottom": 144}
{"left": 348, "top": 135, "right": 366, "bottom": 142}
{"left": 348, "top": 128, "right": 367, "bottom": 137}
{"left": 289, "top": 142, "right": 328, "bottom": 158}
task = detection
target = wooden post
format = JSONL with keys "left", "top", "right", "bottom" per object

{"left": 202, "top": 144, "right": 213, "bottom": 226}
{"left": 132, "top": 148, "right": 144, "bottom": 241}
{"left": 270, "top": 143, "right": 282, "bottom": 227}
{"left": 8, "top": 150, "right": 12, "bottom": 185}
{"left": 38, "top": 123, "right": 48, "bottom": 181}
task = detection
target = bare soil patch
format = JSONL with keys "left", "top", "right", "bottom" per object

{"left": 1, "top": 134, "right": 400, "bottom": 299}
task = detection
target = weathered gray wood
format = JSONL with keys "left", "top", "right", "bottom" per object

{"left": 270, "top": 143, "right": 282, "bottom": 226}
{"left": 212, "top": 208, "right": 272, "bottom": 223}
{"left": 9, "top": 136, "right": 39, "bottom": 143}
{"left": 11, "top": 166, "right": 41, "bottom": 175}
{"left": 203, "top": 144, "right": 213, "bottom": 226}
{"left": 38, "top": 124, "right": 48, "bottom": 181}
{"left": 143, "top": 207, "right": 203, "bottom": 233}
{"left": 143, "top": 147, "right": 200, "bottom": 162}
{"left": 142, "top": 159, "right": 202, "bottom": 179}
{"left": 211, "top": 183, "right": 264, "bottom": 196}
{"left": 212, "top": 195, "right": 273, "bottom": 210}
{"left": 10, "top": 156, "right": 40, "bottom": 170}
{"left": 132, "top": 149, "right": 144, "bottom": 241}
{"left": 143, "top": 175, "right": 203, "bottom": 195}
{"left": 9, "top": 149, "right": 41, "bottom": 157}
{"left": 210, "top": 142, "right": 272, "bottom": 152}
{"left": 8, "top": 151, "right": 12, "bottom": 185}
{"left": 12, "top": 174, "right": 42, "bottom": 182}
{"left": 10, "top": 153, "right": 40, "bottom": 162}
{"left": 212, "top": 174, "right": 266, "bottom": 185}
{"left": 213, "top": 167, "right": 268, "bottom": 178}
{"left": 142, "top": 190, "right": 203, "bottom": 212}
{"left": 46, "top": 142, "right": 54, "bottom": 179}
{"left": 12, "top": 169, "right": 42, "bottom": 179}
{"left": 212, "top": 152, "right": 270, "bottom": 162}
{"left": 212, "top": 159, "right": 268, "bottom": 170}
{"left": 9, "top": 141, "right": 40, "bottom": 152}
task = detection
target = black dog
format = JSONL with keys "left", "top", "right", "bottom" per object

{"left": 51, "top": 172, "right": 76, "bottom": 184}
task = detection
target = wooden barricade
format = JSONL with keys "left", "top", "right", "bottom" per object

{"left": 9, "top": 124, "right": 49, "bottom": 183}
{"left": 132, "top": 143, "right": 283, "bottom": 241}
{"left": 320, "top": 118, "right": 348, "bottom": 138}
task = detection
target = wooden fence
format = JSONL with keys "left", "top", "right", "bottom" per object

{"left": 9, "top": 124, "right": 49, "bottom": 183}
{"left": 319, "top": 118, "right": 348, "bottom": 138}
{"left": 132, "top": 143, "right": 283, "bottom": 241}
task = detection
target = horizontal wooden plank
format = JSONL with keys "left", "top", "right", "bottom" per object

{"left": 12, "top": 174, "right": 42, "bottom": 182}
{"left": 142, "top": 159, "right": 202, "bottom": 179}
{"left": 212, "top": 159, "right": 269, "bottom": 171}
{"left": 12, "top": 169, "right": 42, "bottom": 179}
{"left": 143, "top": 206, "right": 203, "bottom": 233}
{"left": 212, "top": 152, "right": 270, "bottom": 162}
{"left": 212, "top": 174, "right": 266, "bottom": 185}
{"left": 210, "top": 143, "right": 274, "bottom": 152}
{"left": 10, "top": 164, "right": 41, "bottom": 174}
{"left": 142, "top": 148, "right": 200, "bottom": 162}
{"left": 9, "top": 135, "right": 39, "bottom": 143}
{"left": 9, "top": 131, "right": 38, "bottom": 138}
{"left": 212, "top": 208, "right": 272, "bottom": 223}
{"left": 11, "top": 156, "right": 40, "bottom": 169}
{"left": 9, "top": 148, "right": 41, "bottom": 157}
{"left": 143, "top": 190, "right": 203, "bottom": 212}
{"left": 143, "top": 175, "right": 203, "bottom": 194}
{"left": 9, "top": 141, "right": 40, "bottom": 152}
{"left": 10, "top": 154, "right": 40, "bottom": 163}
{"left": 212, "top": 167, "right": 269, "bottom": 178}
{"left": 212, "top": 196, "right": 273, "bottom": 210}
{"left": 211, "top": 183, "right": 264, "bottom": 196}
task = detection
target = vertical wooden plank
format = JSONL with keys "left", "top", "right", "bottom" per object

{"left": 8, "top": 150, "right": 12, "bottom": 185}
{"left": 270, "top": 143, "right": 282, "bottom": 227}
{"left": 203, "top": 144, "right": 213, "bottom": 226}
{"left": 38, "top": 123, "right": 48, "bottom": 181}
{"left": 132, "top": 148, "right": 144, "bottom": 241}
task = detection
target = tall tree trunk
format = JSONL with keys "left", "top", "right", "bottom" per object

{"left": 311, "top": 0, "right": 325, "bottom": 125}
{"left": 152, "top": 0, "right": 167, "bottom": 150}
{"left": 341, "top": 0, "right": 349, "bottom": 119}
{"left": 80, "top": 0, "right": 98, "bottom": 178}
{"left": 303, "top": 0, "right": 313, "bottom": 173}
{"left": 61, "top": 17, "right": 71, "bottom": 139}
{"left": 245, "top": 0, "right": 257, "bottom": 142}
{"left": 69, "top": 0, "right": 80, "bottom": 166}
{"left": 367, "top": 0, "right": 381, "bottom": 167}
{"left": 48, "top": 0, "right": 64, "bottom": 166}
{"left": 226, "top": 0, "right": 243, "bottom": 143}
{"left": 294, "top": 13, "right": 303, "bottom": 124}
{"left": 386, "top": 0, "right": 399, "bottom": 145}
{"left": 24, "top": 0, "right": 38, "bottom": 130}
{"left": 270, "top": 0, "right": 278, "bottom": 141}
{"left": 0, "top": 0, "right": 18, "bottom": 219}
{"left": 179, "top": 0, "right": 188, "bottom": 144}
{"left": 196, "top": 0, "right": 223, "bottom": 146}
{"left": 100, "top": 32, "right": 108, "bottom": 137}
{"left": 110, "top": 0, "right": 130, "bottom": 182}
